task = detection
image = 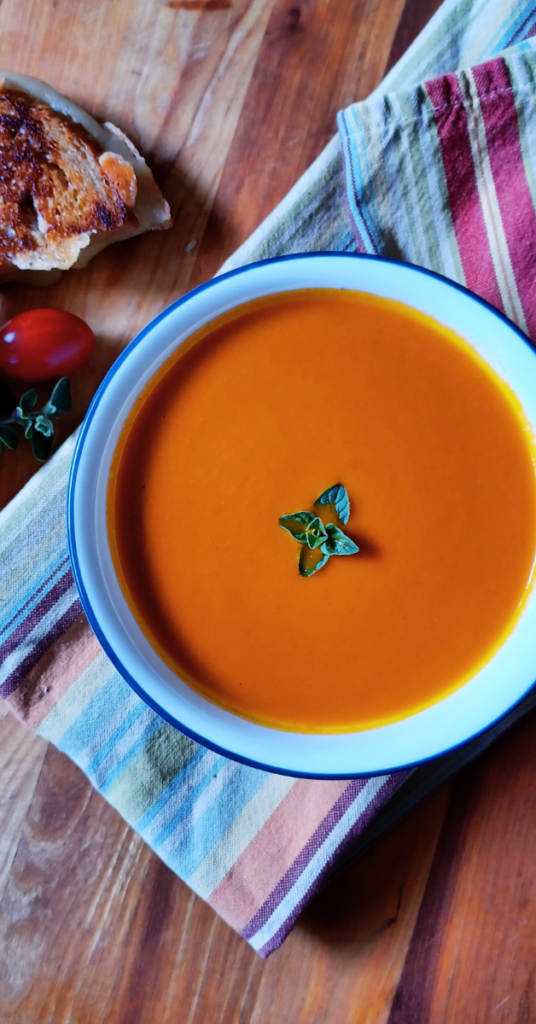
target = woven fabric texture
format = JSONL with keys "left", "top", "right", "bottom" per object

{"left": 2, "top": 0, "right": 535, "bottom": 957}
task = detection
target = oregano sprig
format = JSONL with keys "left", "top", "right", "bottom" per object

{"left": 0, "top": 377, "right": 71, "bottom": 461}
{"left": 279, "top": 484, "right": 359, "bottom": 577}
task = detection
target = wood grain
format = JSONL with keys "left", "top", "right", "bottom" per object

{"left": 3, "top": 0, "right": 531, "bottom": 1021}
{"left": 384, "top": 0, "right": 443, "bottom": 76}
{"left": 0, "top": 728, "right": 450, "bottom": 1024}
{"left": 389, "top": 709, "right": 536, "bottom": 1024}
{"left": 0, "top": 711, "right": 47, "bottom": 907}
{"left": 192, "top": 0, "right": 407, "bottom": 283}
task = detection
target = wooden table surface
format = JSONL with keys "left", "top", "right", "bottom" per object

{"left": 2, "top": 1, "right": 536, "bottom": 1021}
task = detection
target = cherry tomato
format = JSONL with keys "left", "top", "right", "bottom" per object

{"left": 0, "top": 309, "right": 95, "bottom": 382}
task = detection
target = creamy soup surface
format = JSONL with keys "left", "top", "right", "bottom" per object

{"left": 108, "top": 290, "right": 536, "bottom": 732}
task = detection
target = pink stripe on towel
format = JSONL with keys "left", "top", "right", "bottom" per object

{"left": 474, "top": 58, "right": 536, "bottom": 335}
{"left": 6, "top": 615, "right": 101, "bottom": 728}
{"left": 426, "top": 72, "right": 505, "bottom": 312}
{"left": 209, "top": 779, "right": 350, "bottom": 931}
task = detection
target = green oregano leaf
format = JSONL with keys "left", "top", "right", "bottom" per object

{"left": 323, "top": 522, "right": 360, "bottom": 557}
{"left": 281, "top": 483, "right": 359, "bottom": 577}
{"left": 34, "top": 414, "right": 54, "bottom": 438}
{"left": 279, "top": 512, "right": 328, "bottom": 550}
{"left": 48, "top": 377, "right": 72, "bottom": 415}
{"left": 299, "top": 544, "right": 330, "bottom": 578}
{"left": 314, "top": 483, "right": 350, "bottom": 525}
{"left": 30, "top": 429, "right": 53, "bottom": 462}
{"left": 18, "top": 389, "right": 38, "bottom": 418}
{"left": 305, "top": 516, "right": 328, "bottom": 549}
{"left": 0, "top": 377, "right": 70, "bottom": 462}
{"left": 279, "top": 511, "right": 315, "bottom": 544}
{"left": 0, "top": 423, "right": 18, "bottom": 449}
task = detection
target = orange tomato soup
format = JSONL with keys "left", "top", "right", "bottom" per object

{"left": 108, "top": 290, "right": 536, "bottom": 731}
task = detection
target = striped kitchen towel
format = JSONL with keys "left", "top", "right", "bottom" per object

{"left": 3, "top": 0, "right": 536, "bottom": 958}
{"left": 337, "top": 26, "right": 536, "bottom": 336}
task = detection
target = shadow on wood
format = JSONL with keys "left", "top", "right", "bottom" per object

{"left": 296, "top": 786, "right": 449, "bottom": 952}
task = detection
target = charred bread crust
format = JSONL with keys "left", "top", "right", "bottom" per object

{"left": 0, "top": 72, "right": 171, "bottom": 282}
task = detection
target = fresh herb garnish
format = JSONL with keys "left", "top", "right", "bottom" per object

{"left": 0, "top": 377, "right": 72, "bottom": 461}
{"left": 314, "top": 482, "right": 350, "bottom": 525}
{"left": 278, "top": 511, "right": 328, "bottom": 549}
{"left": 279, "top": 484, "right": 359, "bottom": 577}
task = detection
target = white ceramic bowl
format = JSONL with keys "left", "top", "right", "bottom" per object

{"left": 68, "top": 253, "right": 536, "bottom": 777}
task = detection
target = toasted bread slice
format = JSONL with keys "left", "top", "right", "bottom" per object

{"left": 0, "top": 72, "right": 171, "bottom": 283}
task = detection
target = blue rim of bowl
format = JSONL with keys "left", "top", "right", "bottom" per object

{"left": 67, "top": 251, "right": 536, "bottom": 779}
